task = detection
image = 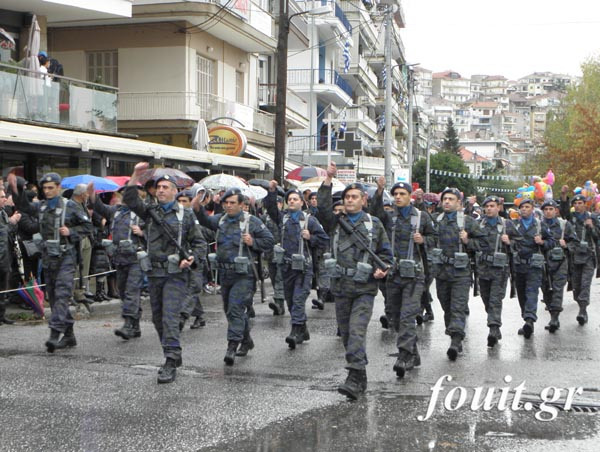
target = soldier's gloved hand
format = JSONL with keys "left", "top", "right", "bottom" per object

{"left": 179, "top": 256, "right": 194, "bottom": 269}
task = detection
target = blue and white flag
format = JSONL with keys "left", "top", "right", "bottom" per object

{"left": 339, "top": 109, "right": 347, "bottom": 137}
{"left": 361, "top": 0, "right": 373, "bottom": 8}
{"left": 343, "top": 40, "right": 351, "bottom": 73}
{"left": 381, "top": 66, "right": 387, "bottom": 88}
{"left": 377, "top": 114, "right": 385, "bottom": 133}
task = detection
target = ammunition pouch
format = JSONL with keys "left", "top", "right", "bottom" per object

{"left": 167, "top": 253, "right": 182, "bottom": 274}
{"left": 273, "top": 245, "right": 285, "bottom": 265}
{"left": 453, "top": 252, "right": 469, "bottom": 269}
{"left": 291, "top": 253, "right": 306, "bottom": 271}
{"left": 323, "top": 254, "right": 337, "bottom": 277}
{"left": 549, "top": 247, "right": 565, "bottom": 262}
{"left": 573, "top": 242, "right": 590, "bottom": 265}
{"left": 117, "top": 239, "right": 135, "bottom": 255}
{"left": 102, "top": 239, "right": 115, "bottom": 257}
{"left": 492, "top": 252, "right": 508, "bottom": 268}
{"left": 46, "top": 239, "right": 61, "bottom": 257}
{"left": 22, "top": 239, "right": 41, "bottom": 258}
{"left": 234, "top": 256, "right": 249, "bottom": 274}
{"left": 430, "top": 248, "right": 443, "bottom": 265}
{"left": 137, "top": 250, "right": 152, "bottom": 272}
{"left": 530, "top": 253, "right": 545, "bottom": 269}
{"left": 353, "top": 262, "right": 373, "bottom": 284}
{"left": 398, "top": 259, "right": 416, "bottom": 278}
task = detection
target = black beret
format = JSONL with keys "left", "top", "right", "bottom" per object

{"left": 482, "top": 195, "right": 501, "bottom": 207}
{"left": 285, "top": 189, "right": 302, "bottom": 202}
{"left": 390, "top": 182, "right": 412, "bottom": 195}
{"left": 440, "top": 187, "right": 462, "bottom": 200}
{"left": 222, "top": 187, "right": 243, "bottom": 202}
{"left": 541, "top": 199, "right": 558, "bottom": 209}
{"left": 40, "top": 172, "right": 61, "bottom": 185}
{"left": 519, "top": 198, "right": 534, "bottom": 207}
{"left": 571, "top": 194, "right": 586, "bottom": 204}
{"left": 155, "top": 174, "right": 177, "bottom": 187}
{"left": 341, "top": 182, "right": 366, "bottom": 198}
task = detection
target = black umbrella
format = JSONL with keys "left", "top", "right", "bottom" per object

{"left": 249, "top": 178, "right": 285, "bottom": 196}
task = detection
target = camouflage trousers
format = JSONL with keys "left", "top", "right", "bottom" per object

{"left": 515, "top": 265, "right": 542, "bottom": 322}
{"left": 148, "top": 272, "right": 189, "bottom": 360}
{"left": 115, "top": 262, "right": 144, "bottom": 320}
{"left": 221, "top": 272, "right": 256, "bottom": 343}
{"left": 386, "top": 273, "right": 425, "bottom": 354}
{"left": 268, "top": 261, "right": 284, "bottom": 301}
{"left": 182, "top": 270, "right": 205, "bottom": 319}
{"left": 44, "top": 252, "right": 76, "bottom": 333}
{"left": 315, "top": 256, "right": 330, "bottom": 292}
{"left": 435, "top": 276, "right": 470, "bottom": 339}
{"left": 479, "top": 268, "right": 509, "bottom": 327}
{"left": 572, "top": 258, "right": 595, "bottom": 307}
{"left": 282, "top": 263, "right": 313, "bottom": 325}
{"left": 335, "top": 293, "right": 375, "bottom": 370}
{"left": 542, "top": 260, "right": 568, "bottom": 312}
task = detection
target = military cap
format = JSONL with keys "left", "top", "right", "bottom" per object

{"left": 176, "top": 189, "right": 194, "bottom": 200}
{"left": 284, "top": 188, "right": 302, "bottom": 202}
{"left": 440, "top": 187, "right": 462, "bottom": 200}
{"left": 482, "top": 195, "right": 501, "bottom": 207}
{"left": 277, "top": 196, "right": 284, "bottom": 203}
{"left": 390, "top": 181, "right": 412, "bottom": 195}
{"left": 333, "top": 199, "right": 343, "bottom": 209}
{"left": 571, "top": 194, "right": 587, "bottom": 204}
{"left": 308, "top": 192, "right": 318, "bottom": 200}
{"left": 341, "top": 182, "right": 366, "bottom": 198}
{"left": 155, "top": 174, "right": 177, "bottom": 187}
{"left": 40, "top": 172, "right": 61, "bottom": 185}
{"left": 541, "top": 199, "right": 558, "bottom": 209}
{"left": 222, "top": 187, "right": 243, "bottom": 202}
{"left": 519, "top": 198, "right": 534, "bottom": 207}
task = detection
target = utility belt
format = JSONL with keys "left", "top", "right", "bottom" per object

{"left": 213, "top": 259, "right": 258, "bottom": 274}
{"left": 514, "top": 253, "right": 545, "bottom": 268}
{"left": 322, "top": 254, "right": 373, "bottom": 284}
{"left": 434, "top": 253, "right": 470, "bottom": 269}
{"left": 572, "top": 241, "right": 594, "bottom": 265}
{"left": 392, "top": 259, "right": 422, "bottom": 278}
{"left": 479, "top": 252, "right": 509, "bottom": 268}
{"left": 273, "top": 245, "right": 310, "bottom": 271}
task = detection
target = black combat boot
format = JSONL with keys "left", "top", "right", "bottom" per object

{"left": 546, "top": 312, "right": 560, "bottom": 333}
{"left": 224, "top": 341, "right": 238, "bottom": 366}
{"left": 312, "top": 290, "right": 325, "bottom": 310}
{"left": 247, "top": 306, "right": 256, "bottom": 318}
{"left": 236, "top": 334, "right": 255, "bottom": 357}
{"left": 131, "top": 318, "right": 142, "bottom": 338}
{"left": 106, "top": 275, "right": 119, "bottom": 299}
{"left": 522, "top": 319, "right": 534, "bottom": 338}
{"left": 393, "top": 350, "right": 409, "bottom": 379}
{"left": 577, "top": 305, "right": 588, "bottom": 325}
{"left": 115, "top": 317, "right": 135, "bottom": 340}
{"left": 301, "top": 323, "right": 310, "bottom": 341}
{"left": 57, "top": 325, "right": 77, "bottom": 349}
{"left": 190, "top": 316, "right": 206, "bottom": 329}
{"left": 338, "top": 369, "right": 366, "bottom": 400}
{"left": 179, "top": 315, "right": 188, "bottom": 332}
{"left": 379, "top": 315, "right": 389, "bottom": 330}
{"left": 0, "top": 304, "right": 15, "bottom": 325}
{"left": 487, "top": 325, "right": 502, "bottom": 348}
{"left": 285, "top": 324, "right": 302, "bottom": 349}
{"left": 423, "top": 304, "right": 434, "bottom": 322}
{"left": 416, "top": 312, "right": 424, "bottom": 325}
{"left": 45, "top": 329, "right": 61, "bottom": 353}
{"left": 447, "top": 334, "right": 463, "bottom": 361}
{"left": 157, "top": 358, "right": 178, "bottom": 384}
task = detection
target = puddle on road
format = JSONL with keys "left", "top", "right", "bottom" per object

{"left": 200, "top": 393, "right": 600, "bottom": 452}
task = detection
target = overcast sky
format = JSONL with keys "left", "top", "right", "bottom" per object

{"left": 400, "top": 0, "right": 600, "bottom": 80}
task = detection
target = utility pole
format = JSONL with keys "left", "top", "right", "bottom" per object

{"left": 274, "top": 0, "right": 289, "bottom": 184}
{"left": 383, "top": 7, "right": 393, "bottom": 188}
{"left": 407, "top": 68, "right": 414, "bottom": 182}
{"left": 425, "top": 127, "right": 431, "bottom": 192}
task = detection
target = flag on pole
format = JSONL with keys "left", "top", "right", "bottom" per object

{"left": 377, "top": 114, "right": 385, "bottom": 132}
{"left": 343, "top": 40, "right": 351, "bottom": 73}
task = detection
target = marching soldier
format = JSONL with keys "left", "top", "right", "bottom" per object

{"left": 264, "top": 180, "right": 329, "bottom": 349}
{"left": 477, "top": 195, "right": 517, "bottom": 347}
{"left": 123, "top": 162, "right": 207, "bottom": 384}
{"left": 540, "top": 199, "right": 577, "bottom": 332}
{"left": 431, "top": 188, "right": 482, "bottom": 360}
{"left": 260, "top": 195, "right": 286, "bottom": 316}
{"left": 317, "top": 162, "right": 393, "bottom": 399}
{"left": 192, "top": 187, "right": 274, "bottom": 366}
{"left": 510, "top": 198, "right": 552, "bottom": 338}
{"left": 9, "top": 172, "right": 93, "bottom": 352}
{"left": 559, "top": 189, "right": 599, "bottom": 325}
{"left": 370, "top": 177, "right": 436, "bottom": 378}
{"left": 88, "top": 184, "right": 146, "bottom": 340}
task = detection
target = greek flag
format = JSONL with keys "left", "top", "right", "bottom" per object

{"left": 361, "top": 0, "right": 373, "bottom": 7}
{"left": 377, "top": 114, "right": 385, "bottom": 133}
{"left": 343, "top": 40, "right": 351, "bottom": 73}
{"left": 339, "top": 110, "right": 347, "bottom": 137}
{"left": 381, "top": 67, "right": 387, "bottom": 88}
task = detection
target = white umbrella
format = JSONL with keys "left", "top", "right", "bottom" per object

{"left": 298, "top": 176, "right": 346, "bottom": 194}
{"left": 244, "top": 185, "right": 267, "bottom": 201}
{"left": 22, "top": 15, "right": 40, "bottom": 73}
{"left": 199, "top": 173, "right": 247, "bottom": 191}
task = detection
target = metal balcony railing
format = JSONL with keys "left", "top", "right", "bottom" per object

{"left": 258, "top": 83, "right": 308, "bottom": 117}
{"left": 0, "top": 62, "right": 118, "bottom": 133}
{"left": 288, "top": 69, "right": 353, "bottom": 97}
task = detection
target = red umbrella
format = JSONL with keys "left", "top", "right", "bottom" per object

{"left": 106, "top": 176, "right": 130, "bottom": 186}
{"left": 286, "top": 167, "right": 327, "bottom": 181}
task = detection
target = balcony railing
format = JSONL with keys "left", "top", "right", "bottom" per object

{"left": 258, "top": 83, "right": 308, "bottom": 118}
{"left": 118, "top": 91, "right": 274, "bottom": 136}
{"left": 288, "top": 69, "right": 353, "bottom": 97}
{"left": 0, "top": 62, "right": 118, "bottom": 133}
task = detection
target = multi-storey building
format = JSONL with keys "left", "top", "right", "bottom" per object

{"left": 432, "top": 70, "right": 471, "bottom": 103}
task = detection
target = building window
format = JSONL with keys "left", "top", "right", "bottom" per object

{"left": 87, "top": 51, "right": 118, "bottom": 87}
{"left": 196, "top": 54, "right": 215, "bottom": 116}
{"left": 236, "top": 71, "right": 244, "bottom": 104}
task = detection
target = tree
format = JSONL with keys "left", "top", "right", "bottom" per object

{"left": 412, "top": 151, "right": 475, "bottom": 195}
{"left": 535, "top": 58, "right": 600, "bottom": 189}
{"left": 442, "top": 118, "right": 461, "bottom": 156}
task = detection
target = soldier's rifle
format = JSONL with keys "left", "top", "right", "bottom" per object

{"left": 147, "top": 206, "right": 196, "bottom": 265}
{"left": 337, "top": 215, "right": 391, "bottom": 271}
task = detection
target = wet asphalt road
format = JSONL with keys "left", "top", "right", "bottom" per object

{"left": 1, "top": 281, "right": 600, "bottom": 452}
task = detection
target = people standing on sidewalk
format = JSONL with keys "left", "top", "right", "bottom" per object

{"left": 0, "top": 186, "right": 20, "bottom": 325}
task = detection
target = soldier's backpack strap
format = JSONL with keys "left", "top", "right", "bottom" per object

{"left": 391, "top": 213, "right": 398, "bottom": 256}
{"left": 361, "top": 214, "right": 374, "bottom": 263}
{"left": 558, "top": 218, "right": 566, "bottom": 240}
{"left": 299, "top": 212, "right": 309, "bottom": 256}
{"left": 175, "top": 205, "right": 185, "bottom": 247}
{"left": 457, "top": 211, "right": 465, "bottom": 253}
{"left": 407, "top": 209, "right": 421, "bottom": 261}
{"left": 238, "top": 211, "right": 250, "bottom": 257}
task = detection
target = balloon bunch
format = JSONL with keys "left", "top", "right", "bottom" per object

{"left": 514, "top": 170, "right": 555, "bottom": 207}
{"left": 574, "top": 180, "right": 598, "bottom": 208}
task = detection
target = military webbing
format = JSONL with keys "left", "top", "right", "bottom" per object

{"left": 112, "top": 209, "right": 138, "bottom": 241}
{"left": 392, "top": 209, "right": 420, "bottom": 261}
{"left": 494, "top": 218, "right": 505, "bottom": 253}
{"left": 282, "top": 212, "right": 309, "bottom": 255}
{"left": 332, "top": 213, "right": 373, "bottom": 262}
{"left": 457, "top": 210, "right": 465, "bottom": 253}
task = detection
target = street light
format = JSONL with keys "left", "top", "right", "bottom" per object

{"left": 274, "top": 2, "right": 331, "bottom": 184}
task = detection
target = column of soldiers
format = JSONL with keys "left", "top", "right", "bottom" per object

{"left": 2, "top": 165, "right": 599, "bottom": 395}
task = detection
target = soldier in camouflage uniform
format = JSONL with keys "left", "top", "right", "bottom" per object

{"left": 540, "top": 199, "right": 578, "bottom": 332}
{"left": 559, "top": 191, "right": 599, "bottom": 325}
{"left": 431, "top": 188, "right": 482, "bottom": 361}
{"left": 317, "top": 163, "right": 393, "bottom": 400}
{"left": 123, "top": 162, "right": 207, "bottom": 384}
{"left": 261, "top": 196, "right": 286, "bottom": 316}
{"left": 88, "top": 184, "right": 146, "bottom": 340}
{"left": 508, "top": 198, "right": 553, "bottom": 339}
{"left": 264, "top": 181, "right": 329, "bottom": 349}
{"left": 476, "top": 196, "right": 518, "bottom": 347}
{"left": 9, "top": 172, "right": 94, "bottom": 352}
{"left": 193, "top": 187, "right": 274, "bottom": 366}
{"left": 369, "top": 177, "right": 436, "bottom": 378}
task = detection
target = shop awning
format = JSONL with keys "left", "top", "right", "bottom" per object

{"left": 0, "top": 121, "right": 265, "bottom": 171}
{"left": 245, "top": 144, "right": 299, "bottom": 173}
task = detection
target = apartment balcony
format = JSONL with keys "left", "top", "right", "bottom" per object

{"left": 0, "top": 62, "right": 118, "bottom": 133}
{"left": 340, "top": 54, "right": 378, "bottom": 99}
{"left": 258, "top": 84, "right": 308, "bottom": 129}
{"left": 339, "top": 0, "right": 377, "bottom": 47}
{"left": 344, "top": 106, "right": 377, "bottom": 140}
{"left": 118, "top": 92, "right": 274, "bottom": 137}
{"left": 296, "top": 1, "right": 351, "bottom": 48}
{"left": 288, "top": 69, "right": 352, "bottom": 107}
